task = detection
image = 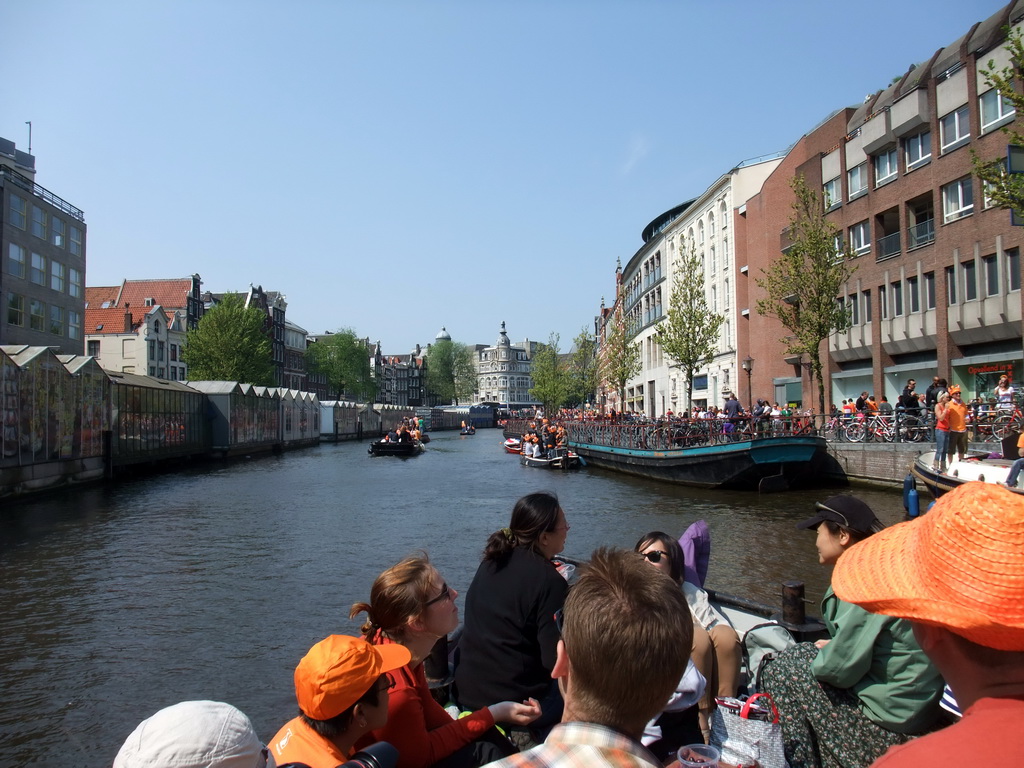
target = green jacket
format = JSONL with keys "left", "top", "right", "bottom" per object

{"left": 812, "top": 586, "right": 944, "bottom": 734}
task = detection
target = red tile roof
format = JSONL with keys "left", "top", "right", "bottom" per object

{"left": 85, "top": 285, "right": 119, "bottom": 309}
{"left": 116, "top": 278, "right": 195, "bottom": 311}
{"left": 85, "top": 307, "right": 142, "bottom": 335}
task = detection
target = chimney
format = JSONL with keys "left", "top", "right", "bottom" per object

{"left": 124, "top": 303, "right": 133, "bottom": 333}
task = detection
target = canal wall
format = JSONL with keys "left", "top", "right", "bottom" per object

{"left": 823, "top": 441, "right": 994, "bottom": 489}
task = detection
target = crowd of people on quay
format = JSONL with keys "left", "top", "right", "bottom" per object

{"left": 111, "top": 484, "right": 1023, "bottom": 768}
{"left": 518, "top": 419, "right": 568, "bottom": 458}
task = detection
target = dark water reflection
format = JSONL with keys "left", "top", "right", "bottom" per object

{"left": 0, "top": 430, "right": 907, "bottom": 766}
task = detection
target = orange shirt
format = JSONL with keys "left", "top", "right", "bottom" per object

{"left": 269, "top": 716, "right": 349, "bottom": 768}
{"left": 946, "top": 401, "right": 969, "bottom": 432}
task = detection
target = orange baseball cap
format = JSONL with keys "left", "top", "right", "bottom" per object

{"left": 294, "top": 635, "right": 411, "bottom": 720}
{"left": 833, "top": 482, "right": 1024, "bottom": 651}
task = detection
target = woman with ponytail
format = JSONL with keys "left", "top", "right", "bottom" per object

{"left": 351, "top": 554, "right": 539, "bottom": 768}
{"left": 454, "top": 492, "right": 570, "bottom": 742}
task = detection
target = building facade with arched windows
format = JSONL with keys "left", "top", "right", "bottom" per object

{"left": 474, "top": 322, "right": 540, "bottom": 409}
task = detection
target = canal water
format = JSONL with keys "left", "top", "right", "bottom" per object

{"left": 0, "top": 430, "right": 909, "bottom": 766}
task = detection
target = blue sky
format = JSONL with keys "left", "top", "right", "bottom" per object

{"left": 1, "top": 0, "right": 999, "bottom": 354}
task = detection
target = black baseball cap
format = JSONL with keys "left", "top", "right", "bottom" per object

{"left": 797, "top": 495, "right": 885, "bottom": 536}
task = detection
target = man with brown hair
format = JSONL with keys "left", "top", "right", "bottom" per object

{"left": 485, "top": 547, "right": 693, "bottom": 768}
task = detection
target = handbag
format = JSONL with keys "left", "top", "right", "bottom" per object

{"left": 710, "top": 693, "right": 789, "bottom": 768}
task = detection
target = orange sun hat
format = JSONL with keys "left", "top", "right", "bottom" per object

{"left": 833, "top": 482, "right": 1024, "bottom": 651}
{"left": 294, "top": 635, "right": 411, "bottom": 720}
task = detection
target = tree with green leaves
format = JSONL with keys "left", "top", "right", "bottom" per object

{"left": 756, "top": 175, "right": 855, "bottom": 415}
{"left": 182, "top": 292, "right": 276, "bottom": 385}
{"left": 972, "top": 27, "right": 1024, "bottom": 215}
{"left": 658, "top": 238, "right": 725, "bottom": 411}
{"left": 425, "top": 338, "right": 476, "bottom": 405}
{"left": 599, "top": 305, "right": 641, "bottom": 413}
{"left": 567, "top": 326, "right": 598, "bottom": 407}
{"left": 530, "top": 333, "right": 570, "bottom": 414}
{"left": 307, "top": 328, "right": 375, "bottom": 401}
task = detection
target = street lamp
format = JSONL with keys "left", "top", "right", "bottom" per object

{"left": 742, "top": 356, "right": 754, "bottom": 412}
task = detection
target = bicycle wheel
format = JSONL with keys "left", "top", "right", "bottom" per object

{"left": 993, "top": 414, "right": 1018, "bottom": 440}
{"left": 844, "top": 422, "right": 866, "bottom": 442}
{"left": 900, "top": 416, "right": 927, "bottom": 443}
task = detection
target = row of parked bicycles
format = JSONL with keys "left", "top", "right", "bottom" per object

{"left": 819, "top": 407, "right": 1024, "bottom": 443}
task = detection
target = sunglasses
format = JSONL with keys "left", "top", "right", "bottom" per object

{"left": 814, "top": 502, "right": 852, "bottom": 530}
{"left": 424, "top": 583, "right": 451, "bottom": 607}
{"left": 641, "top": 549, "right": 670, "bottom": 564}
{"left": 377, "top": 673, "right": 397, "bottom": 694}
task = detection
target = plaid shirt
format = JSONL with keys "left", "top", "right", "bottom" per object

{"left": 484, "top": 722, "right": 661, "bottom": 768}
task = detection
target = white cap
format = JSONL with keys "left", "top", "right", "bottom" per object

{"left": 113, "top": 700, "right": 274, "bottom": 768}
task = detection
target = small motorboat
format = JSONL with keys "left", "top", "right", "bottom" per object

{"left": 460, "top": 426, "right": 476, "bottom": 436}
{"left": 368, "top": 439, "right": 423, "bottom": 457}
{"left": 910, "top": 449, "right": 1023, "bottom": 497}
{"left": 503, "top": 438, "right": 522, "bottom": 454}
{"left": 520, "top": 449, "right": 581, "bottom": 470}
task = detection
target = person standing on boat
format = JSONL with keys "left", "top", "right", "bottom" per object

{"left": 351, "top": 556, "right": 539, "bottom": 768}
{"left": 759, "top": 495, "right": 943, "bottom": 768}
{"left": 455, "top": 492, "right": 570, "bottom": 743}
{"left": 945, "top": 386, "right": 969, "bottom": 466}
{"left": 831, "top": 482, "right": 1024, "bottom": 766}
{"left": 483, "top": 548, "right": 693, "bottom": 768}
{"left": 933, "top": 391, "right": 951, "bottom": 473}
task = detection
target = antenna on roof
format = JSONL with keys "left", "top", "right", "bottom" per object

{"left": 25, "top": 121, "right": 31, "bottom": 154}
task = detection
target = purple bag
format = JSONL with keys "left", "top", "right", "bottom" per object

{"left": 679, "top": 519, "right": 710, "bottom": 588}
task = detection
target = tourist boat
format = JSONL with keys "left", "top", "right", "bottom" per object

{"left": 503, "top": 437, "right": 522, "bottom": 454}
{"left": 368, "top": 439, "right": 424, "bottom": 457}
{"left": 910, "top": 449, "right": 1023, "bottom": 497}
{"left": 520, "top": 449, "right": 581, "bottom": 470}
{"left": 566, "top": 423, "right": 825, "bottom": 491}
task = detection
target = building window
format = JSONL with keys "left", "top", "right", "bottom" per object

{"left": 8, "top": 243, "right": 26, "bottom": 278}
{"left": 30, "top": 252, "right": 46, "bottom": 285}
{"left": 68, "top": 310, "right": 81, "bottom": 340}
{"left": 148, "top": 340, "right": 155, "bottom": 360}
{"left": 1009, "top": 248, "right": 1021, "bottom": 292}
{"left": 907, "top": 275, "right": 920, "bottom": 313}
{"left": 51, "top": 217, "right": 65, "bottom": 248}
{"left": 879, "top": 285, "right": 887, "bottom": 319}
{"left": 823, "top": 177, "right": 841, "bottom": 208}
{"left": 50, "top": 260, "right": 65, "bottom": 292}
{"left": 10, "top": 194, "right": 27, "bottom": 229}
{"left": 946, "top": 266, "right": 957, "bottom": 305}
{"left": 29, "top": 299, "right": 45, "bottom": 331}
{"left": 925, "top": 271, "right": 936, "bottom": 309}
{"left": 69, "top": 268, "right": 82, "bottom": 298}
{"left": 170, "top": 343, "right": 178, "bottom": 361}
{"left": 7, "top": 293, "right": 24, "bottom": 326}
{"left": 904, "top": 130, "right": 931, "bottom": 170}
{"left": 49, "top": 305, "right": 64, "bottom": 336}
{"left": 862, "top": 290, "right": 872, "bottom": 322}
{"left": 874, "top": 148, "right": 898, "bottom": 186}
{"left": 891, "top": 281, "right": 904, "bottom": 316}
{"left": 942, "top": 177, "right": 974, "bottom": 222}
{"left": 848, "top": 294, "right": 859, "bottom": 325}
{"left": 980, "top": 88, "right": 1015, "bottom": 133}
{"left": 31, "top": 205, "right": 47, "bottom": 240}
{"left": 70, "top": 226, "right": 82, "bottom": 256}
{"left": 984, "top": 254, "right": 999, "bottom": 296}
{"left": 964, "top": 260, "right": 978, "bottom": 301}
{"left": 158, "top": 340, "right": 165, "bottom": 361}
{"left": 849, "top": 221, "right": 870, "bottom": 254}
{"left": 847, "top": 163, "right": 868, "bottom": 199}
{"left": 940, "top": 105, "right": 970, "bottom": 153}
{"left": 87, "top": 340, "right": 100, "bottom": 357}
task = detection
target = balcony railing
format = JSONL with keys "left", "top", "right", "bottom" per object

{"left": 0, "top": 166, "right": 85, "bottom": 221}
{"left": 876, "top": 231, "right": 901, "bottom": 262}
{"left": 908, "top": 218, "right": 935, "bottom": 249}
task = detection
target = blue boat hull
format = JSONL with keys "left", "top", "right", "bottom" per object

{"left": 569, "top": 435, "right": 825, "bottom": 490}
